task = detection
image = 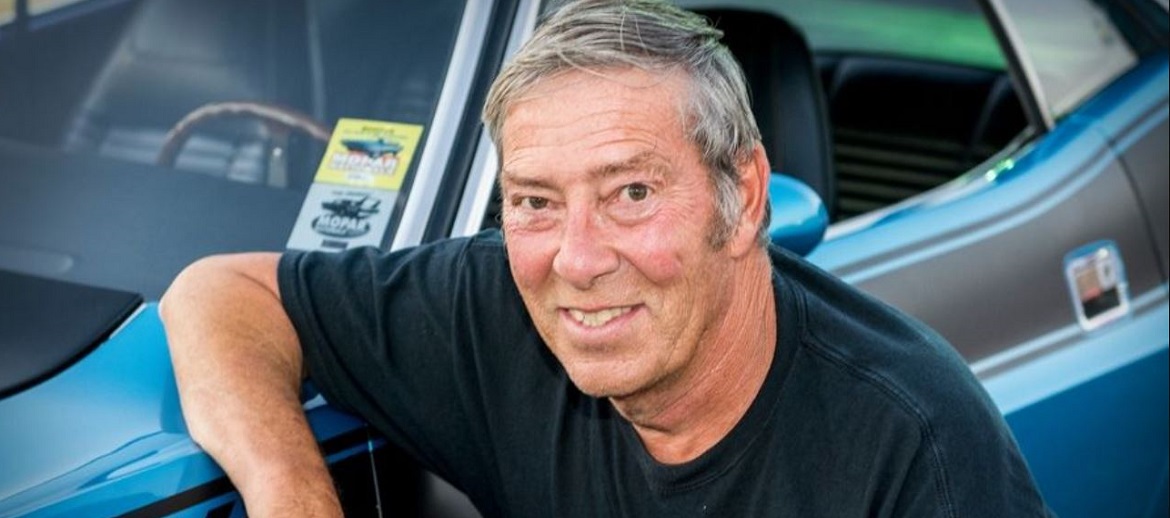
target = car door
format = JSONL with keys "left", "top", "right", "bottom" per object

{"left": 805, "top": 0, "right": 1169, "bottom": 516}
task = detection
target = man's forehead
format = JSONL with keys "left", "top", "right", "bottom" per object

{"left": 500, "top": 68, "right": 688, "bottom": 135}
{"left": 497, "top": 69, "right": 692, "bottom": 183}
{"left": 520, "top": 66, "right": 685, "bottom": 100}
{"left": 500, "top": 150, "right": 671, "bottom": 186}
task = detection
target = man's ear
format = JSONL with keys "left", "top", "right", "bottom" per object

{"left": 728, "top": 143, "right": 770, "bottom": 257}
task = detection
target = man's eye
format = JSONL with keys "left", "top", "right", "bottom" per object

{"left": 523, "top": 196, "right": 549, "bottom": 210}
{"left": 623, "top": 183, "right": 649, "bottom": 202}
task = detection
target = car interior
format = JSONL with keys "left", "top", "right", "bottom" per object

{"left": 676, "top": 5, "right": 1029, "bottom": 224}
{"left": 696, "top": 4, "right": 1028, "bottom": 223}
{"left": 0, "top": 0, "right": 460, "bottom": 193}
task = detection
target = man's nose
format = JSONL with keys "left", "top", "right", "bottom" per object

{"left": 552, "top": 207, "right": 620, "bottom": 290}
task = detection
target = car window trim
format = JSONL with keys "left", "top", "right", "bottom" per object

{"left": 390, "top": 0, "right": 493, "bottom": 250}
{"left": 449, "top": 0, "right": 544, "bottom": 239}
{"left": 422, "top": 0, "right": 525, "bottom": 242}
{"left": 977, "top": 0, "right": 1056, "bottom": 131}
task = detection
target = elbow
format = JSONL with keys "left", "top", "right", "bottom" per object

{"left": 161, "top": 253, "right": 278, "bottom": 324}
{"left": 160, "top": 255, "right": 221, "bottom": 326}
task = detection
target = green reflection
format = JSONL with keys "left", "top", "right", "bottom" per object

{"left": 794, "top": 0, "right": 1005, "bottom": 69}
{"left": 984, "top": 157, "right": 1015, "bottom": 181}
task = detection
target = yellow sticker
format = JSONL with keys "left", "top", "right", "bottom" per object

{"left": 0, "top": 0, "right": 15, "bottom": 26}
{"left": 314, "top": 118, "right": 424, "bottom": 191}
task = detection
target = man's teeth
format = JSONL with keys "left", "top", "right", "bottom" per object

{"left": 568, "top": 307, "right": 631, "bottom": 327}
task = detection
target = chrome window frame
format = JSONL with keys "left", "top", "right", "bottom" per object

{"left": 978, "top": 0, "right": 1056, "bottom": 131}
{"left": 449, "top": 0, "right": 543, "bottom": 239}
{"left": 391, "top": 0, "right": 497, "bottom": 249}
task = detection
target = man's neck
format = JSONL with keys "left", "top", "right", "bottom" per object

{"left": 611, "top": 251, "right": 777, "bottom": 465}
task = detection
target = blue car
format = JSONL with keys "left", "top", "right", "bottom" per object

{"left": 1, "top": 0, "right": 1165, "bottom": 516}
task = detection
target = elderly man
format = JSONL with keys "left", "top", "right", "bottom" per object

{"left": 161, "top": 0, "right": 1052, "bottom": 516}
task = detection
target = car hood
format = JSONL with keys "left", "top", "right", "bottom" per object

{"left": 0, "top": 304, "right": 364, "bottom": 516}
{"left": 0, "top": 304, "right": 189, "bottom": 514}
{"left": 0, "top": 270, "right": 143, "bottom": 400}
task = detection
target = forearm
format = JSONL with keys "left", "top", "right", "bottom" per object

{"left": 161, "top": 254, "right": 341, "bottom": 517}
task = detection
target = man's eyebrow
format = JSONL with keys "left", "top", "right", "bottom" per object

{"left": 588, "top": 151, "right": 668, "bottom": 180}
{"left": 500, "top": 151, "right": 668, "bottom": 191}
{"left": 499, "top": 171, "right": 553, "bottom": 190}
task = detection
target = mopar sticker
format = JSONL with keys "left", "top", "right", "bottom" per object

{"left": 287, "top": 184, "right": 397, "bottom": 251}
{"left": 1064, "top": 241, "right": 1129, "bottom": 331}
{"left": 1, "top": 0, "right": 14, "bottom": 27}
{"left": 312, "top": 194, "right": 380, "bottom": 238}
{"left": 313, "top": 118, "right": 424, "bottom": 191}
{"left": 287, "top": 118, "right": 422, "bottom": 252}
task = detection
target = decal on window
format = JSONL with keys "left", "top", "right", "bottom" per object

{"left": 287, "top": 185, "right": 397, "bottom": 251}
{"left": 313, "top": 118, "right": 424, "bottom": 191}
{"left": 1064, "top": 240, "right": 1129, "bottom": 331}
{"left": 0, "top": 0, "right": 14, "bottom": 27}
{"left": 287, "top": 118, "right": 423, "bottom": 252}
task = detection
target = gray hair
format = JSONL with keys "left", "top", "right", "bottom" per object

{"left": 482, "top": 0, "right": 768, "bottom": 247}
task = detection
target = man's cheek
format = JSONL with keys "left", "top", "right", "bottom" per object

{"left": 506, "top": 242, "right": 556, "bottom": 291}
{"left": 628, "top": 246, "right": 686, "bottom": 285}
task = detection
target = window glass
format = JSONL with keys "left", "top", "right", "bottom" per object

{"left": 1000, "top": 0, "right": 1137, "bottom": 117}
{"left": 676, "top": 0, "right": 1005, "bottom": 68}
{"left": 0, "top": 0, "right": 466, "bottom": 296}
{"left": 0, "top": 0, "right": 464, "bottom": 223}
{"left": 670, "top": 0, "right": 1024, "bottom": 222}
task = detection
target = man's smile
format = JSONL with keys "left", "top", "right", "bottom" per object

{"left": 564, "top": 305, "right": 636, "bottom": 328}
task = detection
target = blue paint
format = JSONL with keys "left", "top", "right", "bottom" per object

{"left": 810, "top": 113, "right": 1108, "bottom": 272}
{"left": 768, "top": 173, "right": 828, "bottom": 256}
{"left": 1007, "top": 348, "right": 1169, "bottom": 518}
{"left": 837, "top": 134, "right": 1121, "bottom": 284}
{"left": 797, "top": 53, "right": 1170, "bottom": 518}
{"left": 1070, "top": 54, "right": 1169, "bottom": 137}
{"left": 0, "top": 306, "right": 368, "bottom": 517}
{"left": 982, "top": 289, "right": 1167, "bottom": 414}
{"left": 808, "top": 54, "right": 1169, "bottom": 274}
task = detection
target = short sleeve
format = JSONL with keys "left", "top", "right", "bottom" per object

{"left": 277, "top": 233, "right": 515, "bottom": 490}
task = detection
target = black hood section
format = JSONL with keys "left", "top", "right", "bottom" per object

{"left": 0, "top": 138, "right": 304, "bottom": 300}
{"left": 0, "top": 270, "right": 142, "bottom": 398}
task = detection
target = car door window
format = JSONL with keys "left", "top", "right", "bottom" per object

{"left": 666, "top": 0, "right": 1026, "bottom": 222}
{"left": 0, "top": 0, "right": 468, "bottom": 298}
{"left": 999, "top": 0, "right": 1138, "bottom": 118}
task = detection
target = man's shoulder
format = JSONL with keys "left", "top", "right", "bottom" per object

{"left": 455, "top": 229, "right": 512, "bottom": 278}
{"left": 768, "top": 248, "right": 1051, "bottom": 517}
{"left": 770, "top": 246, "right": 991, "bottom": 422}
{"left": 463, "top": 228, "right": 507, "bottom": 250}
{"left": 769, "top": 245, "right": 947, "bottom": 360}
{"left": 417, "top": 228, "right": 508, "bottom": 260}
{"left": 278, "top": 229, "right": 515, "bottom": 309}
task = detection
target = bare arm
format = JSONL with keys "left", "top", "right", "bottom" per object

{"left": 160, "top": 253, "right": 342, "bottom": 517}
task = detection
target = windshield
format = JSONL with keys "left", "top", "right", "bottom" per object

{"left": 0, "top": 0, "right": 467, "bottom": 298}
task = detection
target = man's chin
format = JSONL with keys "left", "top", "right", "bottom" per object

{"left": 563, "top": 367, "right": 641, "bottom": 399}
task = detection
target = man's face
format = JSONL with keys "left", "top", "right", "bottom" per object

{"left": 499, "top": 69, "right": 743, "bottom": 400}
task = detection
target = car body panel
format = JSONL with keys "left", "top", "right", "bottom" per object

{"left": 804, "top": 53, "right": 1170, "bottom": 518}
{"left": 809, "top": 55, "right": 1168, "bottom": 360}
{"left": 1005, "top": 343, "right": 1169, "bottom": 517}
{"left": 0, "top": 306, "right": 373, "bottom": 517}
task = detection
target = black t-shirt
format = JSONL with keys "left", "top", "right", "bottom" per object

{"left": 279, "top": 230, "right": 1051, "bottom": 517}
